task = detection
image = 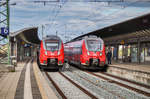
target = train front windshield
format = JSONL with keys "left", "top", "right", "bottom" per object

{"left": 86, "top": 40, "right": 103, "bottom": 51}
{"left": 44, "top": 40, "right": 60, "bottom": 51}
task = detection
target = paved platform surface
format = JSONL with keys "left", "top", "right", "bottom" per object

{"left": 0, "top": 64, "right": 9, "bottom": 82}
{"left": 0, "top": 60, "right": 57, "bottom": 99}
{"left": 0, "top": 64, "right": 9, "bottom": 73}
{"left": 0, "top": 62, "right": 25, "bottom": 99}
{"left": 109, "top": 61, "right": 150, "bottom": 73}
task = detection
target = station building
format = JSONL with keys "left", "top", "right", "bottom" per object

{"left": 10, "top": 27, "right": 40, "bottom": 62}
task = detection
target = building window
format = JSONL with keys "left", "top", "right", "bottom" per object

{"left": 145, "top": 47, "right": 150, "bottom": 62}
{"left": 130, "top": 45, "right": 138, "bottom": 62}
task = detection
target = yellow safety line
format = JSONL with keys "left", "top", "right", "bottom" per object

{"left": 33, "top": 61, "right": 48, "bottom": 99}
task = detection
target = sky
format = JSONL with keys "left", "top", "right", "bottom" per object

{"left": 9, "top": 0, "right": 150, "bottom": 42}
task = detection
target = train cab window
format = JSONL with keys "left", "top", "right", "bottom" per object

{"left": 43, "top": 40, "right": 60, "bottom": 51}
{"left": 46, "top": 43, "right": 58, "bottom": 50}
{"left": 86, "top": 40, "right": 103, "bottom": 51}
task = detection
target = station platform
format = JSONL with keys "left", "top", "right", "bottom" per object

{"left": 0, "top": 59, "right": 57, "bottom": 99}
{"left": 109, "top": 61, "right": 150, "bottom": 73}
{"left": 107, "top": 61, "right": 150, "bottom": 85}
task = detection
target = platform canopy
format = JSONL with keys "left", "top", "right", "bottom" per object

{"left": 10, "top": 27, "right": 41, "bottom": 44}
{"left": 71, "top": 13, "right": 150, "bottom": 45}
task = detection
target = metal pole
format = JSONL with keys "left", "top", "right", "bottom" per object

{"left": 56, "top": 31, "right": 57, "bottom": 36}
{"left": 137, "top": 38, "right": 141, "bottom": 64}
{"left": 6, "top": 0, "right": 11, "bottom": 65}
{"left": 42, "top": 25, "right": 44, "bottom": 39}
{"left": 122, "top": 45, "right": 124, "bottom": 63}
{"left": 65, "top": 24, "right": 67, "bottom": 42}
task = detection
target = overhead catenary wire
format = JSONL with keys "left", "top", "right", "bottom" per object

{"left": 40, "top": 2, "right": 59, "bottom": 37}
{"left": 83, "top": 1, "right": 140, "bottom": 24}
{"left": 48, "top": 1, "right": 67, "bottom": 30}
{"left": 93, "top": 0, "right": 143, "bottom": 22}
{"left": 49, "top": 2, "right": 58, "bottom": 23}
{"left": 76, "top": 0, "right": 144, "bottom": 36}
{"left": 39, "top": 1, "right": 67, "bottom": 35}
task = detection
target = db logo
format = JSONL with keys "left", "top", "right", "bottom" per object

{"left": 0, "top": 27, "right": 9, "bottom": 35}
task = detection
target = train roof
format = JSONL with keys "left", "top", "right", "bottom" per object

{"left": 65, "top": 35, "right": 104, "bottom": 44}
{"left": 83, "top": 35, "right": 102, "bottom": 40}
{"left": 43, "top": 35, "right": 61, "bottom": 41}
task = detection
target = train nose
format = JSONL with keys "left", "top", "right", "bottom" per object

{"left": 47, "top": 58, "right": 58, "bottom": 65}
{"left": 90, "top": 58, "right": 99, "bottom": 66}
{"left": 93, "top": 59, "right": 99, "bottom": 65}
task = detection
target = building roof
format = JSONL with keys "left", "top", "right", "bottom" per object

{"left": 10, "top": 27, "right": 41, "bottom": 44}
{"left": 71, "top": 13, "right": 150, "bottom": 45}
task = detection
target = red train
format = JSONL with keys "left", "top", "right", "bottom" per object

{"left": 64, "top": 36, "right": 106, "bottom": 69}
{"left": 38, "top": 35, "right": 64, "bottom": 69}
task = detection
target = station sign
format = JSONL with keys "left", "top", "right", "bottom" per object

{"left": 21, "top": 41, "right": 25, "bottom": 45}
{"left": 24, "top": 43, "right": 31, "bottom": 47}
{"left": 120, "top": 40, "right": 125, "bottom": 45}
{"left": 0, "top": 27, "right": 9, "bottom": 36}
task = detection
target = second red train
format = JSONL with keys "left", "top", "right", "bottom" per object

{"left": 64, "top": 36, "right": 106, "bottom": 69}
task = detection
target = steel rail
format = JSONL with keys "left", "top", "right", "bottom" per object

{"left": 86, "top": 71, "right": 150, "bottom": 97}
{"left": 59, "top": 72, "right": 98, "bottom": 99}
{"left": 45, "top": 72, "right": 67, "bottom": 99}
{"left": 71, "top": 71, "right": 125, "bottom": 99}
{"left": 101, "top": 72, "right": 150, "bottom": 89}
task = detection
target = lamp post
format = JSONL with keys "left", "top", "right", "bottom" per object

{"left": 65, "top": 24, "right": 67, "bottom": 42}
{"left": 56, "top": 31, "right": 58, "bottom": 36}
{"left": 6, "top": 0, "right": 10, "bottom": 65}
{"left": 41, "top": 24, "right": 44, "bottom": 39}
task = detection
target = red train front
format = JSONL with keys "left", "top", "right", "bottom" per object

{"left": 39, "top": 35, "right": 64, "bottom": 69}
{"left": 64, "top": 36, "right": 106, "bottom": 69}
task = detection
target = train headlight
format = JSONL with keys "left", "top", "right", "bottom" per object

{"left": 100, "top": 52, "right": 102, "bottom": 56}
{"left": 58, "top": 51, "right": 60, "bottom": 55}
{"left": 87, "top": 51, "right": 90, "bottom": 55}
{"left": 45, "top": 51, "right": 47, "bottom": 55}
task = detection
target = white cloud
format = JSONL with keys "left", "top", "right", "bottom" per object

{"left": 10, "top": 1, "right": 150, "bottom": 41}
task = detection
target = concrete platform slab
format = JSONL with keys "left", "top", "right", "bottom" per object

{"left": 33, "top": 61, "right": 58, "bottom": 99}
{"left": 0, "top": 59, "right": 58, "bottom": 99}
{"left": 110, "top": 62, "right": 150, "bottom": 73}
{"left": 0, "top": 62, "right": 26, "bottom": 99}
{"left": 107, "top": 62, "right": 150, "bottom": 85}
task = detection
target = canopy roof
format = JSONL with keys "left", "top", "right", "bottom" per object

{"left": 71, "top": 13, "right": 150, "bottom": 45}
{"left": 10, "top": 27, "right": 41, "bottom": 44}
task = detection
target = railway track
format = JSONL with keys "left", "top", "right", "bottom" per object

{"left": 86, "top": 71, "right": 150, "bottom": 97}
{"left": 43, "top": 65, "right": 150, "bottom": 99}
{"left": 45, "top": 71, "right": 97, "bottom": 99}
{"left": 70, "top": 70, "right": 125, "bottom": 99}
{"left": 69, "top": 66, "right": 150, "bottom": 98}
{"left": 100, "top": 72, "right": 150, "bottom": 89}
{"left": 59, "top": 72, "right": 97, "bottom": 99}
{"left": 45, "top": 72, "right": 67, "bottom": 99}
